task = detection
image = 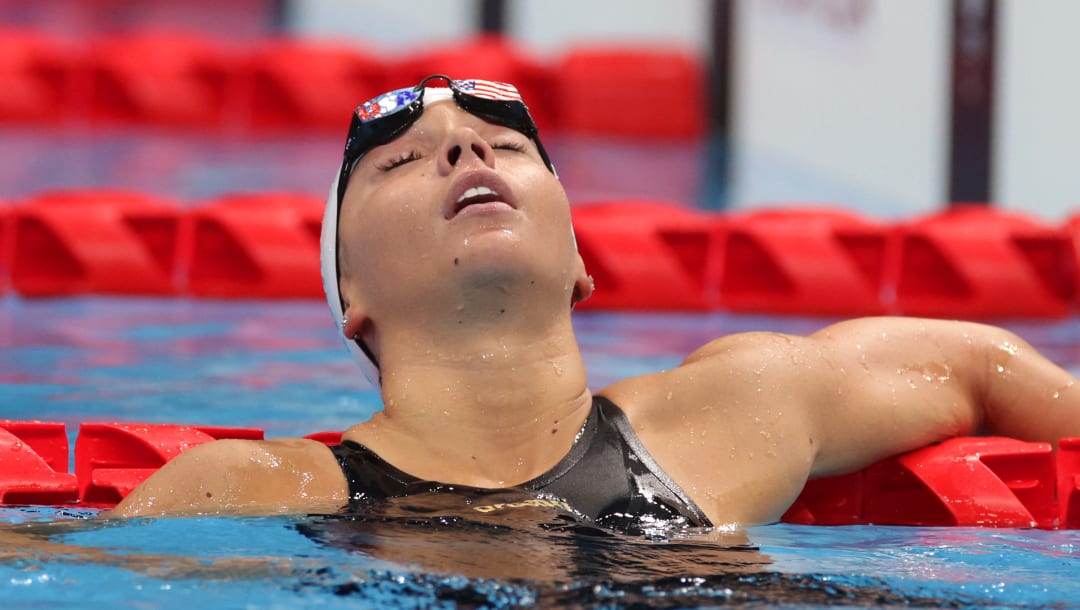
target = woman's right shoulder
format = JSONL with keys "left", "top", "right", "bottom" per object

{"left": 108, "top": 437, "right": 349, "bottom": 518}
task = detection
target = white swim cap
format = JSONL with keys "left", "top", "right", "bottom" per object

{"left": 321, "top": 171, "right": 381, "bottom": 387}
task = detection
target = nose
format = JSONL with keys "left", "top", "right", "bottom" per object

{"left": 437, "top": 127, "right": 495, "bottom": 175}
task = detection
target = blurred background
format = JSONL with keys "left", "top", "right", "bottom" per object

{"left": 3, "top": 0, "right": 1077, "bottom": 219}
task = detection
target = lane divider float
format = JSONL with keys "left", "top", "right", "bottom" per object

{"left": 0, "top": 419, "right": 1077, "bottom": 527}
{"left": 4, "top": 193, "right": 1080, "bottom": 320}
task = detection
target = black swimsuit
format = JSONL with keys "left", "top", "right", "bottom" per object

{"left": 329, "top": 396, "right": 711, "bottom": 531}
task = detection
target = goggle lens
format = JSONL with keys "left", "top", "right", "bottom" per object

{"left": 336, "top": 76, "right": 550, "bottom": 207}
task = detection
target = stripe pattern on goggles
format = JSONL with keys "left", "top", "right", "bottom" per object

{"left": 336, "top": 75, "right": 552, "bottom": 211}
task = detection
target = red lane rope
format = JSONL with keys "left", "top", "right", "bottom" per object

{"left": 1, "top": 419, "right": 1078, "bottom": 528}
{"left": 3, "top": 194, "right": 1078, "bottom": 319}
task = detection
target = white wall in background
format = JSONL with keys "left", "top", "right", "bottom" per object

{"left": 730, "top": 0, "right": 951, "bottom": 218}
{"left": 509, "top": 0, "right": 710, "bottom": 56}
{"left": 996, "top": 0, "right": 1080, "bottom": 220}
{"left": 289, "top": 0, "right": 710, "bottom": 57}
{"left": 287, "top": 0, "right": 473, "bottom": 48}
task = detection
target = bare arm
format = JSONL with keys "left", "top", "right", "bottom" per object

{"left": 606, "top": 316, "right": 1080, "bottom": 525}
{"left": 799, "top": 317, "right": 1080, "bottom": 477}
{"left": 109, "top": 438, "right": 349, "bottom": 517}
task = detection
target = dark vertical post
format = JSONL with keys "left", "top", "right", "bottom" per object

{"left": 948, "top": 0, "right": 997, "bottom": 204}
{"left": 270, "top": 0, "right": 290, "bottom": 32}
{"left": 703, "top": 0, "right": 735, "bottom": 209}
{"left": 479, "top": 0, "right": 507, "bottom": 34}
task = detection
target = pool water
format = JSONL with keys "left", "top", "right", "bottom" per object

{"left": 2, "top": 296, "right": 1079, "bottom": 608}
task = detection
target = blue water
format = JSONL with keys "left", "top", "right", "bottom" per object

{"left": 2, "top": 296, "right": 1080, "bottom": 608}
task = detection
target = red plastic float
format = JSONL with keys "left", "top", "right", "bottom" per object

{"left": 862, "top": 437, "right": 1056, "bottom": 528}
{"left": 0, "top": 419, "right": 1076, "bottom": 529}
{"left": 241, "top": 38, "right": 387, "bottom": 130}
{"left": 556, "top": 47, "right": 705, "bottom": 139}
{"left": 11, "top": 190, "right": 186, "bottom": 297}
{"left": 779, "top": 471, "right": 864, "bottom": 526}
{"left": 5, "top": 194, "right": 1080, "bottom": 317}
{"left": 572, "top": 201, "right": 720, "bottom": 310}
{"left": 183, "top": 192, "right": 323, "bottom": 298}
{"left": 75, "top": 422, "right": 263, "bottom": 505}
{"left": 0, "top": 421, "right": 79, "bottom": 505}
{"left": 717, "top": 207, "right": 890, "bottom": 316}
{"left": 783, "top": 437, "right": 1061, "bottom": 528}
{"left": 889, "top": 206, "right": 1077, "bottom": 318}
{"left": 86, "top": 32, "right": 239, "bottom": 128}
{"left": 0, "top": 29, "right": 80, "bottom": 123}
{"left": 304, "top": 430, "right": 344, "bottom": 446}
{"left": 1059, "top": 438, "right": 1080, "bottom": 528}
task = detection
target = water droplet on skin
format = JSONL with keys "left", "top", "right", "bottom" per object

{"left": 996, "top": 365, "right": 1005, "bottom": 374}
{"left": 1052, "top": 380, "right": 1075, "bottom": 399}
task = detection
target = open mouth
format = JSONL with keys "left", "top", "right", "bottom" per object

{"left": 453, "top": 186, "right": 508, "bottom": 216}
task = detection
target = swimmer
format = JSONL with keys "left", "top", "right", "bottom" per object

{"left": 112, "top": 75, "right": 1080, "bottom": 528}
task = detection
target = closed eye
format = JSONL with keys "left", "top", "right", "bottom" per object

{"left": 492, "top": 141, "right": 527, "bottom": 153}
{"left": 377, "top": 150, "right": 421, "bottom": 171}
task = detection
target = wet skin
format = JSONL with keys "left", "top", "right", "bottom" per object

{"left": 111, "top": 101, "right": 1080, "bottom": 528}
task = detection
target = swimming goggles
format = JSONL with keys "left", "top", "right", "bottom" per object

{"left": 334, "top": 74, "right": 555, "bottom": 208}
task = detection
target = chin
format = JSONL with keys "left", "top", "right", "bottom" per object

{"left": 456, "top": 225, "right": 525, "bottom": 254}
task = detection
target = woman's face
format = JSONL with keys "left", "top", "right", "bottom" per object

{"left": 336, "top": 100, "right": 585, "bottom": 334}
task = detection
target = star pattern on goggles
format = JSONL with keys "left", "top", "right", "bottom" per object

{"left": 356, "top": 88, "right": 422, "bottom": 122}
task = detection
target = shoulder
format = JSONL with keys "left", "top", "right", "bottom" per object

{"left": 601, "top": 331, "right": 823, "bottom": 420}
{"left": 597, "top": 331, "right": 822, "bottom": 525}
{"left": 110, "top": 437, "right": 348, "bottom": 517}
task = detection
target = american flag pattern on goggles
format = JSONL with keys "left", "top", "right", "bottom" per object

{"left": 335, "top": 74, "right": 554, "bottom": 208}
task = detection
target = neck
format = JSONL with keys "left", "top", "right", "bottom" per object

{"left": 347, "top": 284, "right": 593, "bottom": 487}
